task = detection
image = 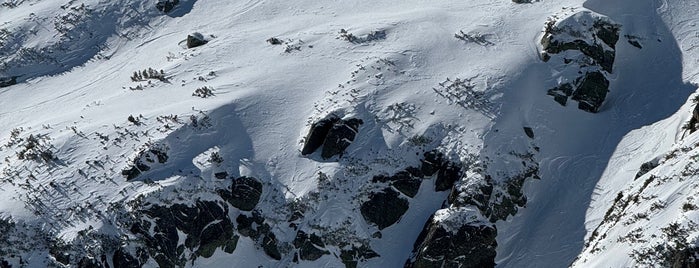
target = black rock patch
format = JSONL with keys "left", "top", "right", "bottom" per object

{"left": 360, "top": 188, "right": 409, "bottom": 230}
{"left": 218, "top": 176, "right": 263, "bottom": 211}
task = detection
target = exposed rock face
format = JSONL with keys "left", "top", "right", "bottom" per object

{"left": 301, "top": 115, "right": 340, "bottom": 155}
{"left": 121, "top": 144, "right": 169, "bottom": 180}
{"left": 571, "top": 71, "right": 610, "bottom": 113}
{"left": 360, "top": 188, "right": 409, "bottom": 230}
{"left": 635, "top": 160, "right": 659, "bottom": 179}
{"left": 407, "top": 148, "right": 539, "bottom": 267}
{"left": 113, "top": 248, "right": 143, "bottom": 268}
{"left": 218, "top": 176, "right": 263, "bottom": 211}
{"left": 293, "top": 231, "right": 329, "bottom": 261}
{"left": 407, "top": 221, "right": 497, "bottom": 268}
{"left": 156, "top": 0, "right": 180, "bottom": 13}
{"left": 129, "top": 201, "right": 239, "bottom": 267}
{"left": 689, "top": 103, "right": 699, "bottom": 133}
{"left": 235, "top": 212, "right": 282, "bottom": 260}
{"left": 321, "top": 118, "right": 363, "bottom": 159}
{"left": 186, "top": 32, "right": 208, "bottom": 49}
{"left": 420, "top": 150, "right": 463, "bottom": 192}
{"left": 301, "top": 116, "right": 363, "bottom": 160}
{"left": 340, "top": 246, "right": 380, "bottom": 268}
{"left": 0, "top": 77, "right": 16, "bottom": 88}
{"left": 541, "top": 10, "right": 620, "bottom": 113}
{"left": 372, "top": 171, "right": 422, "bottom": 198}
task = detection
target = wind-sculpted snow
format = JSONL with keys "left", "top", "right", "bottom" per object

{"left": 0, "top": 0, "right": 699, "bottom": 267}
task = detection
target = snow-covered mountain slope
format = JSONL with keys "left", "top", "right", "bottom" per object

{"left": 1, "top": 0, "right": 698, "bottom": 267}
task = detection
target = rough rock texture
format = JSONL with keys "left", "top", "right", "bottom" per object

{"left": 0, "top": 77, "right": 16, "bottom": 88}
{"left": 360, "top": 188, "right": 409, "bottom": 229}
{"left": 293, "top": 231, "right": 329, "bottom": 261}
{"left": 541, "top": 10, "right": 620, "bottom": 113}
{"left": 218, "top": 176, "right": 263, "bottom": 211}
{"left": 420, "top": 150, "right": 463, "bottom": 192}
{"left": 186, "top": 33, "right": 208, "bottom": 49}
{"left": 156, "top": 0, "right": 180, "bottom": 13}
{"left": 121, "top": 144, "right": 169, "bottom": 181}
{"left": 235, "top": 212, "right": 282, "bottom": 260}
{"left": 571, "top": 71, "right": 610, "bottom": 113}
{"left": 321, "top": 118, "right": 363, "bottom": 159}
{"left": 300, "top": 116, "right": 363, "bottom": 159}
{"left": 129, "top": 201, "right": 238, "bottom": 267}
{"left": 340, "top": 246, "right": 380, "bottom": 268}
{"left": 301, "top": 116, "right": 340, "bottom": 155}
{"left": 372, "top": 171, "right": 422, "bottom": 198}
{"left": 406, "top": 220, "right": 497, "bottom": 268}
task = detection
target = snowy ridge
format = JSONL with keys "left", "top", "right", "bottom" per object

{"left": 0, "top": 0, "right": 699, "bottom": 267}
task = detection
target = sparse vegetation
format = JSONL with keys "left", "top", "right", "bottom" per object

{"left": 193, "top": 86, "right": 214, "bottom": 98}
{"left": 454, "top": 30, "right": 494, "bottom": 46}
{"left": 130, "top": 68, "right": 167, "bottom": 82}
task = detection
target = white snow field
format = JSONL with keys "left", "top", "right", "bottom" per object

{"left": 0, "top": 0, "right": 698, "bottom": 267}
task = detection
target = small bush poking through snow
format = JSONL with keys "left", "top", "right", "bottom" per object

{"left": 192, "top": 86, "right": 214, "bottom": 98}
{"left": 130, "top": 68, "right": 166, "bottom": 82}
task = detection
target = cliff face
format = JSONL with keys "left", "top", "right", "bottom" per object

{"left": 0, "top": 0, "right": 698, "bottom": 267}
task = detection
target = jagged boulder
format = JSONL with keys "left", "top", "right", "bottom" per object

{"left": 321, "top": 118, "right": 363, "bottom": 159}
{"left": 360, "top": 188, "right": 409, "bottom": 229}
{"left": 301, "top": 116, "right": 363, "bottom": 160}
{"left": 186, "top": 32, "right": 208, "bottom": 49}
{"left": 571, "top": 71, "right": 610, "bottom": 113}
{"left": 293, "top": 231, "right": 329, "bottom": 261}
{"left": 218, "top": 176, "right": 263, "bottom": 211}
{"left": 262, "top": 233, "right": 282, "bottom": 260}
{"left": 419, "top": 151, "right": 463, "bottom": 192}
{"left": 540, "top": 10, "right": 620, "bottom": 113}
{"left": 407, "top": 220, "right": 497, "bottom": 268}
{"left": 301, "top": 116, "right": 340, "bottom": 155}
{"left": 155, "top": 0, "right": 179, "bottom": 13}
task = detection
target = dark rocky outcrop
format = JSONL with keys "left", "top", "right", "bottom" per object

{"left": 293, "top": 231, "right": 329, "bottom": 261}
{"left": 373, "top": 171, "right": 422, "bottom": 198}
{"left": 218, "top": 176, "right": 263, "bottom": 211}
{"left": 321, "top": 118, "right": 363, "bottom": 159}
{"left": 571, "top": 71, "right": 610, "bottom": 113}
{"left": 420, "top": 151, "right": 463, "bottom": 192}
{"left": 155, "top": 0, "right": 180, "bottom": 13}
{"left": 121, "top": 145, "right": 169, "bottom": 181}
{"left": 340, "top": 246, "right": 380, "bottom": 268}
{"left": 406, "top": 220, "right": 497, "bottom": 268}
{"left": 235, "top": 212, "right": 282, "bottom": 260}
{"left": 130, "top": 201, "right": 238, "bottom": 267}
{"left": 523, "top": 127, "right": 534, "bottom": 139}
{"left": 689, "top": 103, "right": 699, "bottom": 133}
{"left": 301, "top": 116, "right": 340, "bottom": 155}
{"left": 540, "top": 11, "right": 620, "bottom": 113}
{"left": 262, "top": 233, "right": 282, "bottom": 260}
{"left": 113, "top": 248, "right": 142, "bottom": 268}
{"left": 635, "top": 160, "right": 659, "bottom": 179}
{"left": 360, "top": 188, "right": 409, "bottom": 230}
{"left": 0, "top": 77, "right": 16, "bottom": 88}
{"left": 301, "top": 116, "right": 363, "bottom": 160}
{"left": 186, "top": 33, "right": 208, "bottom": 49}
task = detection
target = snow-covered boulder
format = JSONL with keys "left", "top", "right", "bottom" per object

{"left": 541, "top": 9, "right": 620, "bottom": 113}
